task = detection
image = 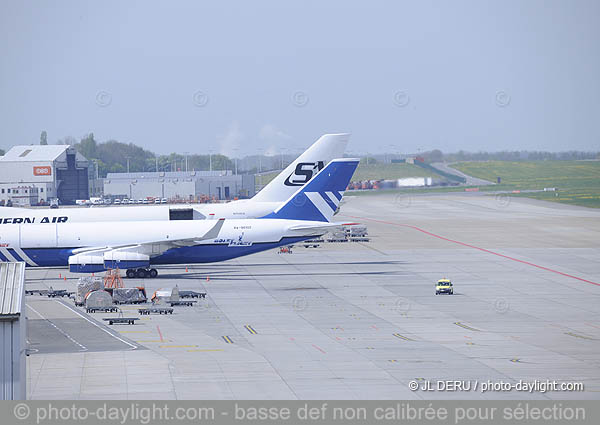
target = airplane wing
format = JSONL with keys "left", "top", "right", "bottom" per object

{"left": 68, "top": 219, "right": 225, "bottom": 272}
{"left": 287, "top": 221, "right": 359, "bottom": 235}
{"left": 71, "top": 218, "right": 224, "bottom": 255}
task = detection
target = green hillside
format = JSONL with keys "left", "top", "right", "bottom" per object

{"left": 454, "top": 160, "right": 600, "bottom": 208}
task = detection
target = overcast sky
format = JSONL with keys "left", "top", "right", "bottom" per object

{"left": 1, "top": 0, "right": 599, "bottom": 156}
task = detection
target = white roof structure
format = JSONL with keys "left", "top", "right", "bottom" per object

{"left": 0, "top": 262, "right": 25, "bottom": 319}
{"left": 0, "top": 145, "right": 73, "bottom": 162}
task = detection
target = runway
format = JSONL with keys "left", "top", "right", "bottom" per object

{"left": 25, "top": 193, "right": 600, "bottom": 399}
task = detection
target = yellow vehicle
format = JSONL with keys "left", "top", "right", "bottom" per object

{"left": 436, "top": 278, "right": 453, "bottom": 295}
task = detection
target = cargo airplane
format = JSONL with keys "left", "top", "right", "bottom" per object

{"left": 0, "top": 159, "right": 359, "bottom": 278}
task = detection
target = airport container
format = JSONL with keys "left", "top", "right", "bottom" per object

{"left": 85, "top": 290, "right": 113, "bottom": 308}
{"left": 76, "top": 276, "right": 104, "bottom": 305}
{"left": 112, "top": 287, "right": 147, "bottom": 304}
{"left": 151, "top": 285, "right": 180, "bottom": 304}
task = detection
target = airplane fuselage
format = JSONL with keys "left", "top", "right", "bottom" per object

{"left": 0, "top": 218, "right": 327, "bottom": 268}
{"left": 0, "top": 200, "right": 282, "bottom": 223}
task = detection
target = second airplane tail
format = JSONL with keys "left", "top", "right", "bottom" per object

{"left": 252, "top": 133, "right": 350, "bottom": 203}
{"left": 261, "top": 158, "right": 359, "bottom": 222}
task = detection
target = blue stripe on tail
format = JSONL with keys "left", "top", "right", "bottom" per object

{"left": 319, "top": 191, "right": 338, "bottom": 212}
{"left": 261, "top": 159, "right": 359, "bottom": 222}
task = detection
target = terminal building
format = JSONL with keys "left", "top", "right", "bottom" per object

{"left": 103, "top": 170, "right": 255, "bottom": 201}
{"left": 0, "top": 145, "right": 89, "bottom": 206}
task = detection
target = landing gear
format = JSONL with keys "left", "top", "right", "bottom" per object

{"left": 125, "top": 268, "right": 158, "bottom": 278}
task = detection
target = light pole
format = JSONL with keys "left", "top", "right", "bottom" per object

{"left": 257, "top": 148, "right": 264, "bottom": 189}
{"left": 257, "top": 148, "right": 264, "bottom": 173}
{"left": 126, "top": 157, "right": 130, "bottom": 173}
{"left": 389, "top": 144, "right": 398, "bottom": 163}
{"left": 184, "top": 152, "right": 189, "bottom": 172}
{"left": 280, "top": 148, "right": 286, "bottom": 170}
{"left": 233, "top": 148, "right": 239, "bottom": 175}
{"left": 208, "top": 150, "right": 213, "bottom": 172}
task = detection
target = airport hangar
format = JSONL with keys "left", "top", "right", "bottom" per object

{"left": 102, "top": 170, "right": 256, "bottom": 201}
{"left": 0, "top": 145, "right": 256, "bottom": 204}
{"left": 0, "top": 145, "right": 89, "bottom": 206}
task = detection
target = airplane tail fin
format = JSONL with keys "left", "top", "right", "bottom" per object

{"left": 261, "top": 158, "right": 359, "bottom": 222}
{"left": 251, "top": 133, "right": 350, "bottom": 202}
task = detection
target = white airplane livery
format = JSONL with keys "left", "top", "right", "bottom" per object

{"left": 0, "top": 133, "right": 350, "bottom": 223}
{"left": 0, "top": 159, "right": 360, "bottom": 278}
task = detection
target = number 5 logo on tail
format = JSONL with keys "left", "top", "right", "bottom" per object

{"left": 284, "top": 161, "right": 324, "bottom": 186}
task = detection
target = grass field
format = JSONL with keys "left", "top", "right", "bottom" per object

{"left": 255, "top": 170, "right": 281, "bottom": 191}
{"left": 256, "top": 162, "right": 437, "bottom": 191}
{"left": 256, "top": 160, "right": 600, "bottom": 209}
{"left": 454, "top": 160, "right": 600, "bottom": 208}
{"left": 352, "top": 163, "right": 436, "bottom": 181}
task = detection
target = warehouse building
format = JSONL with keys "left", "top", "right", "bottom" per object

{"left": 0, "top": 262, "right": 26, "bottom": 400}
{"left": 0, "top": 145, "right": 89, "bottom": 206}
{"left": 103, "top": 170, "right": 255, "bottom": 201}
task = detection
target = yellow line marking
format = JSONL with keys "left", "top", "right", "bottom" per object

{"left": 565, "top": 332, "right": 596, "bottom": 340}
{"left": 393, "top": 333, "right": 413, "bottom": 341}
{"left": 244, "top": 325, "right": 257, "bottom": 335}
{"left": 158, "top": 345, "right": 198, "bottom": 348}
{"left": 454, "top": 322, "right": 481, "bottom": 332}
{"left": 222, "top": 336, "right": 233, "bottom": 344}
{"left": 186, "top": 349, "right": 225, "bottom": 352}
{"left": 510, "top": 358, "right": 521, "bottom": 363}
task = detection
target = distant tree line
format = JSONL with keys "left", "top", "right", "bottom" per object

{"left": 4, "top": 131, "right": 598, "bottom": 174}
{"left": 12, "top": 131, "right": 293, "bottom": 177}
{"left": 421, "top": 149, "right": 600, "bottom": 163}
{"left": 71, "top": 133, "right": 235, "bottom": 178}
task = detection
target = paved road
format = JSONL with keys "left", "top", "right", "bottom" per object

{"left": 432, "top": 162, "right": 495, "bottom": 185}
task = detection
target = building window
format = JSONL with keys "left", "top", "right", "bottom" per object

{"left": 40, "top": 188, "right": 44, "bottom": 192}
{"left": 1, "top": 189, "right": 3, "bottom": 194}
{"left": 7, "top": 189, "right": 10, "bottom": 193}
{"left": 14, "top": 190, "right": 18, "bottom": 194}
